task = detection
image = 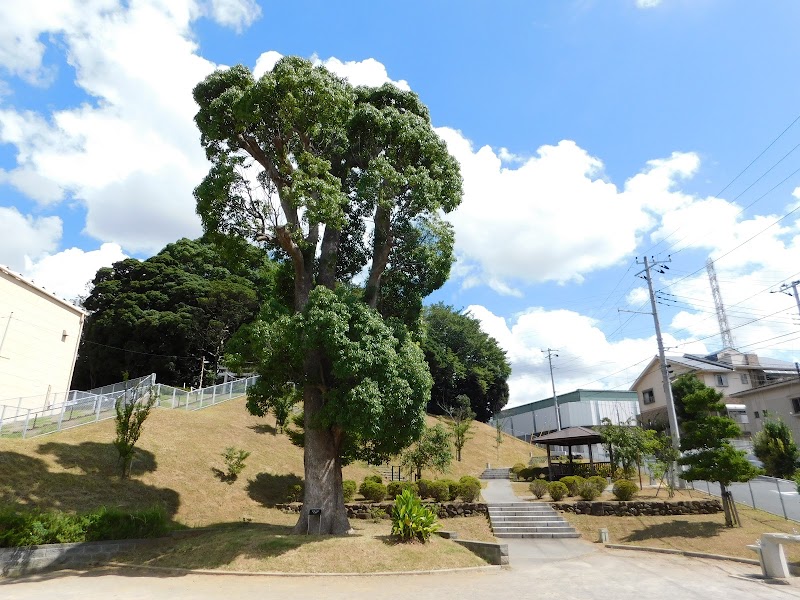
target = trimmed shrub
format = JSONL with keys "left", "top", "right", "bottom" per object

{"left": 416, "top": 479, "right": 433, "bottom": 499}
{"left": 588, "top": 476, "right": 608, "bottom": 495}
{"left": 428, "top": 480, "right": 450, "bottom": 502}
{"left": 456, "top": 476, "right": 481, "bottom": 502}
{"left": 364, "top": 474, "right": 383, "bottom": 485}
{"left": 518, "top": 467, "right": 535, "bottom": 482}
{"left": 387, "top": 481, "right": 419, "bottom": 499}
{"left": 511, "top": 463, "right": 527, "bottom": 479}
{"left": 342, "top": 480, "right": 357, "bottom": 503}
{"left": 559, "top": 476, "right": 585, "bottom": 497}
{"left": 439, "top": 479, "right": 459, "bottom": 501}
{"left": 359, "top": 480, "right": 387, "bottom": 502}
{"left": 287, "top": 483, "right": 304, "bottom": 503}
{"left": 391, "top": 489, "right": 439, "bottom": 543}
{"left": 548, "top": 481, "right": 568, "bottom": 502}
{"left": 577, "top": 480, "right": 601, "bottom": 501}
{"left": 529, "top": 479, "right": 549, "bottom": 499}
{"left": 612, "top": 479, "right": 638, "bottom": 501}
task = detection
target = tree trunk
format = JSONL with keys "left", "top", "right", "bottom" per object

{"left": 293, "top": 352, "right": 351, "bottom": 535}
{"left": 719, "top": 483, "right": 733, "bottom": 527}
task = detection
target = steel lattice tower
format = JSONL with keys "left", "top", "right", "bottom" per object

{"left": 706, "top": 258, "right": 735, "bottom": 349}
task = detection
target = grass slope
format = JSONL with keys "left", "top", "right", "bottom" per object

{"left": 0, "top": 397, "right": 539, "bottom": 527}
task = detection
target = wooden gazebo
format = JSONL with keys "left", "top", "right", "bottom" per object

{"left": 534, "top": 426, "right": 610, "bottom": 480}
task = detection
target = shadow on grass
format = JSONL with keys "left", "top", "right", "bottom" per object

{"left": 37, "top": 441, "right": 157, "bottom": 477}
{"left": 622, "top": 520, "right": 726, "bottom": 543}
{"left": 210, "top": 467, "right": 237, "bottom": 484}
{"left": 248, "top": 423, "right": 276, "bottom": 435}
{"left": 0, "top": 450, "right": 179, "bottom": 518}
{"left": 246, "top": 472, "right": 303, "bottom": 506}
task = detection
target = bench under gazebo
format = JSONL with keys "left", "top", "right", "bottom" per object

{"left": 533, "top": 426, "right": 611, "bottom": 480}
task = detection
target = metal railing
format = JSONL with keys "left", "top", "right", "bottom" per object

{"left": 0, "top": 374, "right": 258, "bottom": 439}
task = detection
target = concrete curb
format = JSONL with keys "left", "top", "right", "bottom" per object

{"left": 604, "top": 543, "right": 760, "bottom": 566}
{"left": 103, "top": 562, "right": 503, "bottom": 577}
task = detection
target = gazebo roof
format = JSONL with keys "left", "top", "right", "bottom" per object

{"left": 534, "top": 426, "right": 601, "bottom": 446}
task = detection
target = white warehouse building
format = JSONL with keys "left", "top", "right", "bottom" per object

{"left": 0, "top": 265, "right": 86, "bottom": 408}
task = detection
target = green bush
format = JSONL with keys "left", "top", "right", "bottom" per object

{"left": 220, "top": 447, "right": 250, "bottom": 481}
{"left": 456, "top": 476, "right": 481, "bottom": 502}
{"left": 559, "top": 476, "right": 585, "bottom": 496}
{"left": 391, "top": 489, "right": 439, "bottom": 543}
{"left": 548, "top": 481, "right": 568, "bottom": 502}
{"left": 587, "top": 476, "right": 608, "bottom": 495}
{"left": 519, "top": 467, "right": 540, "bottom": 481}
{"left": 287, "top": 483, "right": 304, "bottom": 503}
{"left": 428, "top": 480, "right": 450, "bottom": 502}
{"left": 529, "top": 479, "right": 549, "bottom": 499}
{"left": 574, "top": 464, "right": 612, "bottom": 478}
{"left": 439, "top": 479, "right": 459, "bottom": 501}
{"left": 364, "top": 474, "right": 383, "bottom": 485}
{"left": 577, "top": 480, "right": 601, "bottom": 501}
{"left": 359, "top": 480, "right": 387, "bottom": 502}
{"left": 342, "top": 480, "right": 357, "bottom": 503}
{"left": 387, "top": 481, "right": 419, "bottom": 499}
{"left": 612, "top": 479, "right": 638, "bottom": 501}
{"left": 511, "top": 463, "right": 527, "bottom": 479}
{"left": 416, "top": 479, "right": 433, "bottom": 499}
{"left": 0, "top": 505, "right": 168, "bottom": 548}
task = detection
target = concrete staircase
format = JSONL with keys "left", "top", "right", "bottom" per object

{"left": 480, "top": 467, "right": 511, "bottom": 479}
{"left": 487, "top": 502, "right": 580, "bottom": 539}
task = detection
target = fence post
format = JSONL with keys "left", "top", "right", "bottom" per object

{"left": 748, "top": 480, "right": 756, "bottom": 509}
{"left": 229, "top": 382, "right": 233, "bottom": 398}
{"left": 95, "top": 395, "right": 103, "bottom": 422}
{"left": 212, "top": 386, "right": 217, "bottom": 405}
{"left": 777, "top": 478, "right": 788, "bottom": 520}
{"left": 22, "top": 409, "right": 31, "bottom": 439}
{"left": 57, "top": 398, "right": 67, "bottom": 432}
{"left": 0, "top": 405, "right": 5, "bottom": 435}
{"left": 171, "top": 388, "right": 177, "bottom": 409}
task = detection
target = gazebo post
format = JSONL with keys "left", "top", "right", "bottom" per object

{"left": 568, "top": 444, "right": 574, "bottom": 476}
{"left": 547, "top": 444, "right": 553, "bottom": 481}
{"left": 588, "top": 443, "right": 594, "bottom": 475}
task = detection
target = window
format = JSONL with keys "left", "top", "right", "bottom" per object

{"left": 754, "top": 411, "right": 760, "bottom": 419}
{"left": 792, "top": 398, "right": 800, "bottom": 413}
{"left": 715, "top": 374, "right": 728, "bottom": 387}
{"left": 740, "top": 373, "right": 749, "bottom": 384}
{"left": 642, "top": 389, "right": 655, "bottom": 405}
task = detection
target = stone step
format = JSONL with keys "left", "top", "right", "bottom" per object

{"left": 489, "top": 516, "right": 567, "bottom": 524}
{"left": 494, "top": 531, "right": 581, "bottom": 539}
{"left": 488, "top": 509, "right": 559, "bottom": 515}
{"left": 493, "top": 525, "right": 577, "bottom": 533}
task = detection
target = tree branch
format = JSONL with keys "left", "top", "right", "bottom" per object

{"left": 363, "top": 204, "right": 392, "bottom": 308}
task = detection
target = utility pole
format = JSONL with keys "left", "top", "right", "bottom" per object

{"left": 775, "top": 280, "right": 800, "bottom": 318}
{"left": 636, "top": 255, "right": 682, "bottom": 489}
{"left": 543, "top": 348, "right": 561, "bottom": 431}
{"left": 199, "top": 356, "right": 207, "bottom": 389}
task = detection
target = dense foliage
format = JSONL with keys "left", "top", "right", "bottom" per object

{"left": 193, "top": 56, "right": 461, "bottom": 534}
{"left": 611, "top": 479, "right": 638, "bottom": 501}
{"left": 113, "top": 383, "right": 156, "bottom": 479}
{"left": 401, "top": 423, "right": 453, "bottom": 480}
{"left": 422, "top": 304, "right": 510, "bottom": 422}
{"left": 73, "top": 237, "right": 271, "bottom": 389}
{"left": 673, "top": 374, "right": 758, "bottom": 526}
{"left": 391, "top": 489, "right": 439, "bottom": 543}
{"left": 753, "top": 419, "right": 798, "bottom": 479}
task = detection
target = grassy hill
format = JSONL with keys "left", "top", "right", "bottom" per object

{"left": 0, "top": 397, "right": 542, "bottom": 527}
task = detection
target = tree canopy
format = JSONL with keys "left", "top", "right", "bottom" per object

{"left": 72, "top": 237, "right": 271, "bottom": 389}
{"left": 673, "top": 374, "right": 758, "bottom": 526}
{"left": 753, "top": 419, "right": 798, "bottom": 479}
{"left": 421, "top": 304, "right": 510, "bottom": 422}
{"left": 192, "top": 56, "right": 462, "bottom": 534}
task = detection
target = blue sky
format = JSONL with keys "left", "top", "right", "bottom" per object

{"left": 3, "top": 0, "right": 800, "bottom": 406}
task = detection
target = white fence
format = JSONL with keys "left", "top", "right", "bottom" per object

{"left": 0, "top": 374, "right": 257, "bottom": 439}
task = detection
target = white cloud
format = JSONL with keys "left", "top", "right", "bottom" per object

{"left": 23, "top": 243, "right": 127, "bottom": 301}
{"left": 253, "top": 50, "right": 283, "bottom": 78}
{"left": 0, "top": 1, "right": 242, "bottom": 254}
{"left": 0, "top": 206, "right": 62, "bottom": 271}
{"left": 636, "top": 0, "right": 662, "bottom": 7}
{"left": 206, "top": 0, "right": 261, "bottom": 32}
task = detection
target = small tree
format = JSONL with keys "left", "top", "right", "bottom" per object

{"left": 753, "top": 419, "right": 799, "bottom": 479}
{"left": 113, "top": 383, "right": 156, "bottom": 479}
{"left": 443, "top": 395, "right": 475, "bottom": 462}
{"left": 493, "top": 413, "right": 506, "bottom": 461}
{"left": 402, "top": 423, "right": 453, "bottom": 480}
{"left": 649, "top": 430, "right": 680, "bottom": 498}
{"left": 674, "top": 374, "right": 758, "bottom": 527}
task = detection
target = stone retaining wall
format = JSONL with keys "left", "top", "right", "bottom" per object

{"left": 275, "top": 501, "right": 488, "bottom": 520}
{"left": 551, "top": 499, "right": 723, "bottom": 516}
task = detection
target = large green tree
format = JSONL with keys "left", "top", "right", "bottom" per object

{"left": 673, "top": 374, "right": 759, "bottom": 527}
{"left": 73, "top": 237, "right": 270, "bottom": 389}
{"left": 192, "top": 57, "right": 462, "bottom": 534}
{"left": 421, "top": 304, "right": 510, "bottom": 422}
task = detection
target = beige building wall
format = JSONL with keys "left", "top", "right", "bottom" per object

{"left": 735, "top": 380, "right": 800, "bottom": 444}
{"left": 0, "top": 267, "right": 86, "bottom": 408}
